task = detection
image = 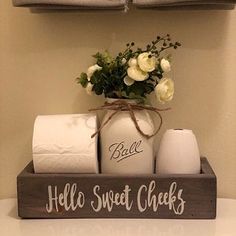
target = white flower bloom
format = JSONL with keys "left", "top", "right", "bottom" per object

{"left": 121, "top": 58, "right": 127, "bottom": 65}
{"left": 124, "top": 76, "right": 135, "bottom": 86}
{"left": 160, "top": 58, "right": 171, "bottom": 73}
{"left": 128, "top": 58, "right": 138, "bottom": 67}
{"left": 155, "top": 78, "right": 174, "bottom": 104}
{"left": 137, "top": 52, "right": 157, "bottom": 72}
{"left": 127, "top": 65, "right": 149, "bottom": 81}
{"left": 87, "top": 64, "right": 102, "bottom": 81}
{"left": 86, "top": 82, "right": 94, "bottom": 95}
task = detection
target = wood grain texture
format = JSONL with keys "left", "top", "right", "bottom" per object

{"left": 17, "top": 157, "right": 216, "bottom": 219}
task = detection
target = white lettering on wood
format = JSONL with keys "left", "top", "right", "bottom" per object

{"left": 45, "top": 181, "right": 186, "bottom": 215}
{"left": 137, "top": 181, "right": 185, "bottom": 215}
{"left": 91, "top": 185, "right": 133, "bottom": 212}
{"left": 46, "top": 183, "right": 85, "bottom": 213}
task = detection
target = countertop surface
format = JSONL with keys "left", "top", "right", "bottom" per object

{"left": 0, "top": 198, "right": 236, "bottom": 236}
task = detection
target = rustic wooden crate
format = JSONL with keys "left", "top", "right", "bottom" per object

{"left": 17, "top": 157, "right": 216, "bottom": 219}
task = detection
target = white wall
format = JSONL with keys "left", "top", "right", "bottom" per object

{"left": 1, "top": 1, "right": 236, "bottom": 199}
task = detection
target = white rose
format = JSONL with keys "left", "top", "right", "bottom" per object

{"left": 124, "top": 76, "right": 135, "bottom": 86}
{"left": 86, "top": 82, "right": 94, "bottom": 95}
{"left": 127, "top": 66, "right": 149, "bottom": 81}
{"left": 87, "top": 64, "right": 102, "bottom": 81}
{"left": 160, "top": 58, "right": 171, "bottom": 73}
{"left": 128, "top": 58, "right": 138, "bottom": 67}
{"left": 137, "top": 52, "right": 157, "bottom": 72}
{"left": 155, "top": 78, "right": 174, "bottom": 104}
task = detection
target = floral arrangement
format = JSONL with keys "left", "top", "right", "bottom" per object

{"left": 77, "top": 34, "right": 181, "bottom": 103}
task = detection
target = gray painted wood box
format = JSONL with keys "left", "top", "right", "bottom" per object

{"left": 17, "top": 157, "right": 216, "bottom": 219}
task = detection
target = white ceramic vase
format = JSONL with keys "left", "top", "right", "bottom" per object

{"left": 100, "top": 99, "right": 155, "bottom": 174}
{"left": 156, "top": 129, "right": 201, "bottom": 174}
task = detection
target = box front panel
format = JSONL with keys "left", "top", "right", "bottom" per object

{"left": 17, "top": 175, "right": 216, "bottom": 219}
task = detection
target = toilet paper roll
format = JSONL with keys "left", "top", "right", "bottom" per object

{"left": 33, "top": 113, "right": 98, "bottom": 173}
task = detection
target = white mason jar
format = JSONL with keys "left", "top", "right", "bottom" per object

{"left": 156, "top": 129, "right": 201, "bottom": 174}
{"left": 100, "top": 99, "right": 155, "bottom": 174}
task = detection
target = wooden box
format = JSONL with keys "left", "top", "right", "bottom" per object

{"left": 17, "top": 157, "right": 216, "bottom": 219}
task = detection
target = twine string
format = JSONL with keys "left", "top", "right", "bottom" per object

{"left": 89, "top": 100, "right": 170, "bottom": 139}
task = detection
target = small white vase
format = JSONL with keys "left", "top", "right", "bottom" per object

{"left": 156, "top": 129, "right": 201, "bottom": 174}
{"left": 100, "top": 99, "right": 155, "bottom": 174}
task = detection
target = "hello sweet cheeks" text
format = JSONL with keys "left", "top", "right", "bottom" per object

{"left": 46, "top": 181, "right": 185, "bottom": 215}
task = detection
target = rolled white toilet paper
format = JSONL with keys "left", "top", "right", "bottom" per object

{"left": 33, "top": 114, "right": 99, "bottom": 173}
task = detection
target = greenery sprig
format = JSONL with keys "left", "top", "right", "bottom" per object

{"left": 77, "top": 34, "right": 181, "bottom": 103}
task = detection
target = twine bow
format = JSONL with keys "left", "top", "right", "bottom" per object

{"left": 89, "top": 100, "right": 170, "bottom": 139}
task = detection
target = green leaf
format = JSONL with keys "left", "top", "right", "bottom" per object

{"left": 145, "top": 83, "right": 155, "bottom": 94}
{"left": 129, "top": 82, "right": 146, "bottom": 97}
{"left": 77, "top": 72, "right": 88, "bottom": 88}
{"left": 93, "top": 83, "right": 103, "bottom": 95}
{"left": 93, "top": 51, "right": 113, "bottom": 67}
